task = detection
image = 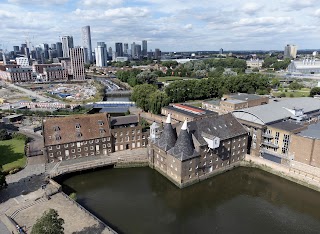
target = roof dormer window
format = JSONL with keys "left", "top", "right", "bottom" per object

{"left": 99, "top": 128, "right": 106, "bottom": 134}
{"left": 76, "top": 132, "right": 82, "bottom": 138}
{"left": 98, "top": 120, "right": 104, "bottom": 126}
{"left": 75, "top": 123, "right": 81, "bottom": 129}
{"left": 55, "top": 135, "right": 61, "bottom": 140}
{"left": 53, "top": 126, "right": 60, "bottom": 131}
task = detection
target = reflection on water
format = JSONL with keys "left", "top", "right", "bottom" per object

{"left": 62, "top": 167, "right": 320, "bottom": 234}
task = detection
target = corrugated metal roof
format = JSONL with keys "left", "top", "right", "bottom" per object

{"left": 233, "top": 98, "right": 320, "bottom": 124}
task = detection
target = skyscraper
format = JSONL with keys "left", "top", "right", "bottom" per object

{"left": 284, "top": 44, "right": 297, "bottom": 59}
{"left": 154, "top": 48, "right": 161, "bottom": 59}
{"left": 131, "top": 42, "right": 136, "bottom": 58}
{"left": 95, "top": 42, "right": 108, "bottom": 67}
{"left": 123, "top": 43, "right": 129, "bottom": 55}
{"left": 61, "top": 36, "right": 74, "bottom": 58}
{"left": 81, "top": 26, "right": 93, "bottom": 63}
{"left": 219, "top": 48, "right": 223, "bottom": 55}
{"left": 135, "top": 44, "right": 142, "bottom": 58}
{"left": 56, "top": 42, "right": 63, "bottom": 57}
{"left": 13, "top": 46, "right": 20, "bottom": 54}
{"left": 142, "top": 40, "right": 147, "bottom": 56}
{"left": 70, "top": 47, "right": 86, "bottom": 80}
{"left": 115, "top": 43, "right": 123, "bottom": 57}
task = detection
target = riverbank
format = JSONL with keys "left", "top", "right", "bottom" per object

{"left": 242, "top": 155, "right": 320, "bottom": 193}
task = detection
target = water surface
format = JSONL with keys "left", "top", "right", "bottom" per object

{"left": 62, "top": 167, "right": 320, "bottom": 234}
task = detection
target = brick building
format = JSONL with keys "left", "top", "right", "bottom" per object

{"left": 148, "top": 113, "right": 248, "bottom": 188}
{"left": 161, "top": 103, "right": 218, "bottom": 122}
{"left": 233, "top": 97, "right": 320, "bottom": 165}
{"left": 0, "top": 67, "right": 34, "bottom": 83}
{"left": 43, "top": 113, "right": 148, "bottom": 163}
{"left": 203, "top": 93, "right": 269, "bottom": 114}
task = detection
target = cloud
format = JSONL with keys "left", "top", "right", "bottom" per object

{"left": 80, "top": 0, "right": 123, "bottom": 7}
{"left": 183, "top": 24, "right": 193, "bottom": 30}
{"left": 234, "top": 17, "right": 292, "bottom": 27}
{"left": 242, "top": 3, "right": 263, "bottom": 14}
{"left": 315, "top": 9, "right": 320, "bottom": 17}
{"left": 8, "top": 0, "right": 68, "bottom": 5}
{"left": 286, "top": 0, "right": 316, "bottom": 10}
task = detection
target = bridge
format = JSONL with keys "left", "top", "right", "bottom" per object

{"left": 105, "top": 90, "right": 132, "bottom": 97}
{"left": 87, "top": 101, "right": 135, "bottom": 108}
{"left": 48, "top": 149, "right": 148, "bottom": 178}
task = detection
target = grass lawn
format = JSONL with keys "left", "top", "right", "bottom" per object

{"left": 0, "top": 139, "right": 27, "bottom": 172}
{"left": 273, "top": 88, "right": 310, "bottom": 98}
{"left": 157, "top": 76, "right": 193, "bottom": 82}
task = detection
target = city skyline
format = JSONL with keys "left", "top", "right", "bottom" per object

{"left": 1, "top": 0, "right": 320, "bottom": 51}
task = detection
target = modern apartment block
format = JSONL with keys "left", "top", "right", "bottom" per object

{"left": 69, "top": 47, "right": 86, "bottom": 80}
{"left": 284, "top": 44, "right": 297, "bottom": 59}
{"left": 0, "top": 66, "right": 33, "bottom": 83}
{"left": 148, "top": 113, "right": 248, "bottom": 188}
{"left": 43, "top": 113, "right": 148, "bottom": 163}
{"left": 61, "top": 36, "right": 74, "bottom": 58}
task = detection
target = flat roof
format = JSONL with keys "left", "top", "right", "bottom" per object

{"left": 228, "top": 93, "right": 265, "bottom": 101}
{"left": 3, "top": 114, "right": 23, "bottom": 119}
{"left": 299, "top": 122, "right": 320, "bottom": 139}
{"left": 268, "top": 121, "right": 305, "bottom": 132}
{"left": 203, "top": 99, "right": 221, "bottom": 105}
{"left": 233, "top": 98, "right": 320, "bottom": 125}
{"left": 224, "top": 99, "right": 247, "bottom": 104}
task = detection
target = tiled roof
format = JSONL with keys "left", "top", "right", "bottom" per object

{"left": 188, "top": 113, "right": 248, "bottom": 145}
{"left": 167, "top": 128, "right": 199, "bottom": 161}
{"left": 156, "top": 123, "right": 177, "bottom": 151}
{"left": 43, "top": 113, "right": 111, "bottom": 146}
{"left": 110, "top": 115, "right": 138, "bottom": 126}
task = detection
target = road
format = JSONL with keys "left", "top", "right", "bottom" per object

{"left": 7, "top": 83, "right": 53, "bottom": 102}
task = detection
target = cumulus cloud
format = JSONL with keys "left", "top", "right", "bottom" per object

{"left": 80, "top": 0, "right": 123, "bottom": 7}
{"left": 8, "top": 0, "right": 68, "bottom": 4}
{"left": 234, "top": 17, "right": 292, "bottom": 26}
{"left": 242, "top": 3, "right": 263, "bottom": 14}
{"left": 286, "top": 0, "right": 316, "bottom": 10}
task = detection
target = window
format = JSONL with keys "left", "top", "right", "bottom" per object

{"left": 132, "top": 130, "right": 135, "bottom": 134}
{"left": 57, "top": 151, "right": 61, "bottom": 155}
{"left": 55, "top": 135, "right": 61, "bottom": 141}
{"left": 189, "top": 175, "right": 192, "bottom": 179}
{"left": 49, "top": 153, "right": 53, "bottom": 157}
{"left": 107, "top": 143, "right": 111, "bottom": 147}
{"left": 53, "top": 126, "right": 60, "bottom": 131}
{"left": 90, "top": 140, "right": 93, "bottom": 144}
{"left": 98, "top": 120, "right": 104, "bottom": 126}
{"left": 107, "top": 137, "right": 111, "bottom": 141}
{"left": 48, "top": 146, "right": 52, "bottom": 150}
{"left": 91, "top": 152, "right": 94, "bottom": 156}
{"left": 75, "top": 123, "right": 81, "bottom": 129}
{"left": 85, "top": 147, "right": 88, "bottom": 151}
{"left": 77, "top": 148, "right": 81, "bottom": 152}
{"left": 76, "top": 132, "right": 82, "bottom": 138}
{"left": 90, "top": 146, "right": 94, "bottom": 150}
{"left": 95, "top": 139, "right": 99, "bottom": 143}
{"left": 71, "top": 149, "right": 75, "bottom": 153}
{"left": 142, "top": 135, "right": 146, "bottom": 139}
{"left": 108, "top": 149, "right": 111, "bottom": 152}
{"left": 71, "top": 143, "right": 75, "bottom": 147}
{"left": 78, "top": 154, "right": 82, "bottom": 158}
{"left": 103, "top": 144, "right": 106, "bottom": 148}
{"left": 102, "top": 138, "right": 106, "bottom": 142}
{"left": 189, "top": 168, "right": 192, "bottom": 171}
{"left": 85, "top": 153, "right": 89, "bottom": 156}
{"left": 77, "top": 142, "right": 81, "bottom": 147}
{"left": 282, "top": 134, "right": 290, "bottom": 154}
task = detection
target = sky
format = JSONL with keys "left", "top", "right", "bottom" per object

{"left": 0, "top": 0, "right": 320, "bottom": 52}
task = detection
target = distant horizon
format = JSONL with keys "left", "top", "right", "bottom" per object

{"left": 1, "top": 0, "right": 320, "bottom": 51}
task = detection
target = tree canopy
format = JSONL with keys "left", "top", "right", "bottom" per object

{"left": 0, "top": 165, "right": 7, "bottom": 190}
{"left": 31, "top": 209, "right": 64, "bottom": 234}
{"left": 310, "top": 87, "right": 320, "bottom": 97}
{"left": 131, "top": 84, "right": 157, "bottom": 111}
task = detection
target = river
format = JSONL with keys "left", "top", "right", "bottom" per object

{"left": 61, "top": 167, "right": 320, "bottom": 234}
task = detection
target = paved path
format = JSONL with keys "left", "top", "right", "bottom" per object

{"left": 0, "top": 220, "right": 10, "bottom": 234}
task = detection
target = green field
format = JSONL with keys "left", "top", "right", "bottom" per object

{"left": 272, "top": 88, "right": 310, "bottom": 98}
{"left": 157, "top": 76, "right": 193, "bottom": 82}
{"left": 0, "top": 139, "right": 27, "bottom": 172}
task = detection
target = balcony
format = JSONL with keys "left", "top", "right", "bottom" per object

{"left": 262, "top": 134, "right": 274, "bottom": 139}
{"left": 261, "top": 141, "right": 279, "bottom": 148}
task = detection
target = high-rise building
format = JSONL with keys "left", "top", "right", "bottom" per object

{"left": 219, "top": 48, "right": 223, "bottom": 55}
{"left": 81, "top": 26, "right": 93, "bottom": 63}
{"left": 135, "top": 44, "right": 142, "bottom": 58}
{"left": 284, "top": 44, "right": 297, "bottom": 59}
{"left": 70, "top": 47, "right": 85, "bottom": 80}
{"left": 21, "top": 44, "right": 27, "bottom": 54}
{"left": 51, "top": 44, "right": 57, "bottom": 50}
{"left": 115, "top": 43, "right": 123, "bottom": 57}
{"left": 108, "top": 47, "right": 112, "bottom": 57}
{"left": 142, "top": 40, "right": 147, "bottom": 56}
{"left": 95, "top": 42, "right": 108, "bottom": 67}
{"left": 56, "top": 42, "right": 63, "bottom": 57}
{"left": 41, "top": 43, "right": 49, "bottom": 59}
{"left": 154, "top": 48, "right": 161, "bottom": 59}
{"left": 124, "top": 43, "right": 129, "bottom": 55}
{"left": 131, "top": 42, "right": 136, "bottom": 57}
{"left": 13, "top": 46, "right": 20, "bottom": 54}
{"left": 61, "top": 36, "right": 74, "bottom": 58}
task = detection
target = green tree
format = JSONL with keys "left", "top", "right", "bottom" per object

{"left": 289, "top": 81, "right": 303, "bottom": 90}
{"left": 31, "top": 209, "right": 64, "bottom": 234}
{"left": 131, "top": 84, "right": 157, "bottom": 111}
{"left": 149, "top": 91, "right": 170, "bottom": 114}
{"left": 136, "top": 71, "right": 158, "bottom": 84}
{"left": 0, "top": 129, "right": 10, "bottom": 140}
{"left": 310, "top": 87, "right": 320, "bottom": 97}
{"left": 0, "top": 165, "right": 7, "bottom": 190}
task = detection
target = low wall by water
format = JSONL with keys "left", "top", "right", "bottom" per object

{"left": 242, "top": 155, "right": 320, "bottom": 193}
